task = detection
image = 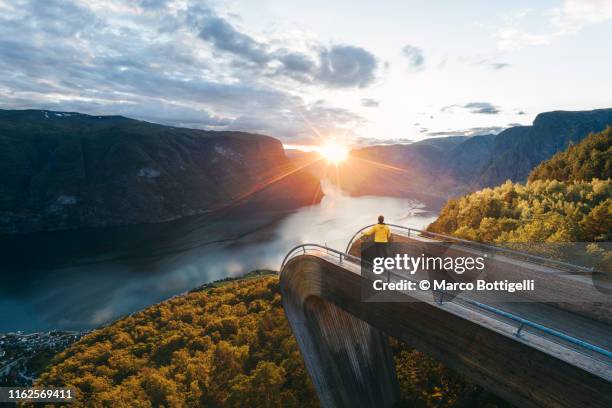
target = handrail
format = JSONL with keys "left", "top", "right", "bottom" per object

{"left": 280, "top": 243, "right": 612, "bottom": 363}
{"left": 346, "top": 224, "right": 594, "bottom": 273}
{"left": 463, "top": 298, "right": 612, "bottom": 359}
{"left": 281, "top": 243, "right": 362, "bottom": 270}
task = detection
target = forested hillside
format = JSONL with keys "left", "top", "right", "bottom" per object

{"left": 427, "top": 179, "right": 610, "bottom": 243}
{"left": 36, "top": 274, "right": 508, "bottom": 407}
{"left": 428, "top": 127, "right": 611, "bottom": 269}
{"left": 528, "top": 127, "right": 611, "bottom": 182}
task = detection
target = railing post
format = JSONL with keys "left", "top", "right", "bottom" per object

{"left": 515, "top": 322, "right": 524, "bottom": 337}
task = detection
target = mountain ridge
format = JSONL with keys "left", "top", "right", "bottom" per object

{"left": 428, "top": 125, "right": 611, "bottom": 247}
{"left": 337, "top": 107, "right": 612, "bottom": 206}
{"left": 478, "top": 108, "right": 612, "bottom": 186}
{"left": 0, "top": 109, "right": 323, "bottom": 234}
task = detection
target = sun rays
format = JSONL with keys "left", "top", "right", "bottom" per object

{"left": 319, "top": 141, "right": 349, "bottom": 164}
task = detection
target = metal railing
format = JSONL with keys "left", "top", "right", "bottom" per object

{"left": 280, "top": 243, "right": 612, "bottom": 363}
{"left": 346, "top": 224, "right": 594, "bottom": 273}
{"left": 281, "top": 243, "right": 361, "bottom": 270}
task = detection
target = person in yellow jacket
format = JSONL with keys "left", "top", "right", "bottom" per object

{"left": 362, "top": 215, "right": 391, "bottom": 258}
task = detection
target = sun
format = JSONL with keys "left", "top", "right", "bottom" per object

{"left": 319, "top": 142, "right": 349, "bottom": 164}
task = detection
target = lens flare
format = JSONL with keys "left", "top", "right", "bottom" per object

{"left": 320, "top": 142, "right": 349, "bottom": 164}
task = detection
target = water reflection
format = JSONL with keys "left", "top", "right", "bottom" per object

{"left": 0, "top": 181, "right": 436, "bottom": 332}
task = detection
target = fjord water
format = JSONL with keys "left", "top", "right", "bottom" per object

{"left": 0, "top": 181, "right": 436, "bottom": 332}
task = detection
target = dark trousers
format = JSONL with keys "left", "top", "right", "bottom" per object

{"left": 375, "top": 242, "right": 389, "bottom": 259}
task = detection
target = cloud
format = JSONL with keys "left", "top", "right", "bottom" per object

{"left": 276, "top": 51, "right": 316, "bottom": 74}
{"left": 230, "top": 100, "right": 365, "bottom": 142}
{"left": 497, "top": 1, "right": 612, "bottom": 51}
{"left": 0, "top": 0, "right": 374, "bottom": 142}
{"left": 194, "top": 10, "right": 378, "bottom": 88}
{"left": 464, "top": 102, "right": 500, "bottom": 114}
{"left": 441, "top": 102, "right": 501, "bottom": 115}
{"left": 490, "top": 62, "right": 510, "bottom": 70}
{"left": 426, "top": 126, "right": 506, "bottom": 137}
{"left": 316, "top": 45, "right": 378, "bottom": 88}
{"left": 353, "top": 136, "right": 413, "bottom": 146}
{"left": 401, "top": 45, "right": 424, "bottom": 70}
{"left": 139, "top": 0, "right": 168, "bottom": 8}
{"left": 361, "top": 98, "right": 379, "bottom": 107}
{"left": 496, "top": 28, "right": 551, "bottom": 51}
{"left": 199, "top": 15, "right": 270, "bottom": 65}
{"left": 550, "top": 0, "right": 612, "bottom": 33}
{"left": 461, "top": 56, "right": 511, "bottom": 70}
{"left": 271, "top": 46, "right": 379, "bottom": 88}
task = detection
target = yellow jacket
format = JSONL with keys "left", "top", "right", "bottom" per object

{"left": 363, "top": 223, "right": 391, "bottom": 243}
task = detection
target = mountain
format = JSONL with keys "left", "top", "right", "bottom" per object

{"left": 428, "top": 126, "right": 612, "bottom": 245}
{"left": 528, "top": 126, "right": 611, "bottom": 182}
{"left": 0, "top": 110, "right": 323, "bottom": 234}
{"left": 313, "top": 135, "right": 487, "bottom": 208}
{"left": 336, "top": 108, "right": 612, "bottom": 207}
{"left": 479, "top": 109, "right": 612, "bottom": 186}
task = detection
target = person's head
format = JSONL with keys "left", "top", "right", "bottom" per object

{"left": 378, "top": 215, "right": 384, "bottom": 224}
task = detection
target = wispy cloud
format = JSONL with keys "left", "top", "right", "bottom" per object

{"left": 490, "top": 62, "right": 510, "bottom": 70}
{"left": 444, "top": 55, "right": 511, "bottom": 71}
{"left": 464, "top": 102, "right": 501, "bottom": 114}
{"left": 426, "top": 126, "right": 506, "bottom": 137}
{"left": 441, "top": 102, "right": 501, "bottom": 115}
{"left": 472, "top": 58, "right": 511, "bottom": 70}
{"left": 361, "top": 98, "right": 379, "bottom": 108}
{"left": 497, "top": 1, "right": 612, "bottom": 51}
{"left": 353, "top": 136, "right": 414, "bottom": 146}
{"left": 550, "top": 0, "right": 612, "bottom": 33}
{"left": 401, "top": 45, "right": 425, "bottom": 70}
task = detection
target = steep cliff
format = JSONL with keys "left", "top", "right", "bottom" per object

{"left": 0, "top": 110, "right": 322, "bottom": 234}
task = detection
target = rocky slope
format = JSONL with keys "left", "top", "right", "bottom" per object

{"left": 0, "top": 110, "right": 322, "bottom": 234}
{"left": 337, "top": 108, "right": 612, "bottom": 207}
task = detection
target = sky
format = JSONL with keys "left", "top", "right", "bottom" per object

{"left": 1, "top": 0, "right": 611, "bottom": 146}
